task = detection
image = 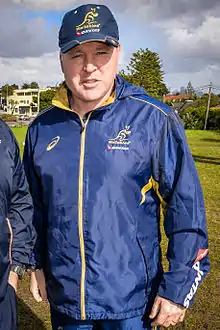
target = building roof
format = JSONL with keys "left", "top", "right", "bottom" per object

{"left": 164, "top": 94, "right": 193, "bottom": 101}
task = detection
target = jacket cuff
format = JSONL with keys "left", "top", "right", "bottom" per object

{"left": 158, "top": 260, "right": 209, "bottom": 309}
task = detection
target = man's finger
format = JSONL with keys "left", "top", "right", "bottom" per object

{"left": 178, "top": 311, "right": 186, "bottom": 323}
{"left": 39, "top": 286, "right": 48, "bottom": 301}
{"left": 35, "top": 269, "right": 48, "bottom": 301}
{"left": 30, "top": 281, "right": 43, "bottom": 302}
{"left": 30, "top": 271, "right": 45, "bottom": 302}
{"left": 8, "top": 271, "right": 19, "bottom": 292}
{"left": 162, "top": 317, "right": 178, "bottom": 328}
{"left": 151, "top": 312, "right": 168, "bottom": 326}
{"left": 149, "top": 297, "right": 161, "bottom": 319}
{"left": 31, "top": 288, "right": 43, "bottom": 302}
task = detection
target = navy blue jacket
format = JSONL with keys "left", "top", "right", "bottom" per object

{"left": 23, "top": 76, "right": 209, "bottom": 320}
{"left": 0, "top": 119, "right": 35, "bottom": 298}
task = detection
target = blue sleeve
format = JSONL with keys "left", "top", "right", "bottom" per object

{"left": 8, "top": 136, "right": 36, "bottom": 267}
{"left": 23, "top": 128, "right": 46, "bottom": 269}
{"left": 152, "top": 111, "right": 210, "bottom": 308}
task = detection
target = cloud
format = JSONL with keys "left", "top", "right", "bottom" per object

{"left": 0, "top": 46, "right": 127, "bottom": 87}
{"left": 0, "top": 53, "right": 62, "bottom": 87}
{"left": 2, "top": 0, "right": 96, "bottom": 11}
{"left": 166, "top": 16, "right": 220, "bottom": 61}
{"left": 165, "top": 65, "right": 220, "bottom": 92}
{"left": 142, "top": 0, "right": 220, "bottom": 21}
{"left": 1, "top": 0, "right": 220, "bottom": 89}
{"left": 158, "top": 15, "right": 220, "bottom": 81}
{"left": 4, "top": 0, "right": 220, "bottom": 18}
{"left": 0, "top": 6, "right": 57, "bottom": 58}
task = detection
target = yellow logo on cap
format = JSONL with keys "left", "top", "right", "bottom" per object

{"left": 46, "top": 136, "right": 60, "bottom": 151}
{"left": 76, "top": 7, "right": 100, "bottom": 32}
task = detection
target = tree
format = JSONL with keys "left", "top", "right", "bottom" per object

{"left": 21, "top": 82, "right": 39, "bottom": 89}
{"left": 119, "top": 48, "right": 168, "bottom": 99}
{"left": 21, "top": 82, "right": 30, "bottom": 89}
{"left": 180, "top": 105, "right": 220, "bottom": 130}
{"left": 39, "top": 89, "right": 56, "bottom": 110}
{"left": 32, "top": 96, "right": 38, "bottom": 105}
{"left": 8, "top": 99, "right": 18, "bottom": 114}
{"left": 30, "top": 82, "right": 39, "bottom": 89}
{"left": 186, "top": 81, "right": 195, "bottom": 95}
{"left": 1, "top": 84, "right": 18, "bottom": 98}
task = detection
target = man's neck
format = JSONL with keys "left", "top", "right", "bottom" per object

{"left": 70, "top": 84, "right": 115, "bottom": 118}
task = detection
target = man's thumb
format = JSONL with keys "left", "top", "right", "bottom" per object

{"left": 30, "top": 283, "right": 43, "bottom": 302}
{"left": 149, "top": 297, "right": 161, "bottom": 319}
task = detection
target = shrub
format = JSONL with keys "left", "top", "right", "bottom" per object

{"left": 180, "top": 106, "right": 205, "bottom": 129}
{"left": 0, "top": 114, "right": 18, "bottom": 122}
{"left": 180, "top": 106, "right": 220, "bottom": 130}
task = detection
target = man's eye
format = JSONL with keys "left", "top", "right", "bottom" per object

{"left": 71, "top": 54, "right": 82, "bottom": 59}
{"left": 96, "top": 51, "right": 107, "bottom": 55}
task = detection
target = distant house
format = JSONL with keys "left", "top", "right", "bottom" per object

{"left": 164, "top": 94, "right": 193, "bottom": 102}
{"left": 7, "top": 88, "right": 49, "bottom": 117}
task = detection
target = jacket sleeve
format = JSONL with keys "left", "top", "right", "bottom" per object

{"left": 23, "top": 128, "right": 46, "bottom": 269}
{"left": 152, "top": 111, "right": 210, "bottom": 308}
{"left": 8, "top": 135, "right": 36, "bottom": 267}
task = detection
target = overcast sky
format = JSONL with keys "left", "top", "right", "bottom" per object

{"left": 1, "top": 0, "right": 220, "bottom": 92}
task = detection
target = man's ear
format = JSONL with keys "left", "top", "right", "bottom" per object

{"left": 60, "top": 52, "right": 64, "bottom": 73}
{"left": 117, "top": 44, "right": 121, "bottom": 55}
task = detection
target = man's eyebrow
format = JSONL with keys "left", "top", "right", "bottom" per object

{"left": 96, "top": 45, "right": 111, "bottom": 50}
{"left": 69, "top": 49, "right": 83, "bottom": 55}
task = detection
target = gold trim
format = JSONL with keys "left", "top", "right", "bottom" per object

{"left": 52, "top": 100, "right": 71, "bottom": 111}
{"left": 140, "top": 177, "right": 153, "bottom": 205}
{"left": 151, "top": 177, "right": 167, "bottom": 209}
{"left": 76, "top": 8, "right": 99, "bottom": 29}
{"left": 52, "top": 82, "right": 70, "bottom": 111}
{"left": 52, "top": 84, "right": 116, "bottom": 113}
{"left": 78, "top": 112, "right": 93, "bottom": 320}
{"left": 140, "top": 177, "right": 167, "bottom": 221}
{"left": 129, "top": 96, "right": 168, "bottom": 116}
{"left": 6, "top": 218, "right": 13, "bottom": 265}
{"left": 101, "top": 89, "right": 116, "bottom": 107}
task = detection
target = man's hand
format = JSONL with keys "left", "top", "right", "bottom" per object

{"left": 30, "top": 269, "right": 48, "bottom": 302}
{"left": 149, "top": 296, "right": 186, "bottom": 328}
{"left": 8, "top": 271, "right": 19, "bottom": 292}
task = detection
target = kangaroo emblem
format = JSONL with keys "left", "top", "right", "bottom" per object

{"left": 76, "top": 8, "right": 98, "bottom": 29}
{"left": 110, "top": 126, "right": 131, "bottom": 142}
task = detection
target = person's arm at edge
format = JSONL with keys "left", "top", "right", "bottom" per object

{"left": 8, "top": 134, "right": 36, "bottom": 291}
{"left": 149, "top": 111, "right": 210, "bottom": 326}
{"left": 23, "top": 128, "right": 47, "bottom": 301}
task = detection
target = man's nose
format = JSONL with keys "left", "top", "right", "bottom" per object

{"left": 83, "top": 59, "right": 97, "bottom": 73}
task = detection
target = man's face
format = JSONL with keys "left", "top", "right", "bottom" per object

{"left": 60, "top": 41, "right": 120, "bottom": 104}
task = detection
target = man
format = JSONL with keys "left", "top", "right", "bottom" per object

{"left": 0, "top": 118, "right": 35, "bottom": 329}
{"left": 23, "top": 4, "right": 210, "bottom": 330}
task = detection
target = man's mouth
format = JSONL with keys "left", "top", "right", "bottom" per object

{"left": 82, "top": 79, "right": 100, "bottom": 87}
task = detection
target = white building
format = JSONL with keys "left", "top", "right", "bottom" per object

{"left": 7, "top": 88, "right": 49, "bottom": 117}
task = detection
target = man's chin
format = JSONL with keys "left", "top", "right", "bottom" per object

{"left": 80, "top": 93, "right": 105, "bottom": 103}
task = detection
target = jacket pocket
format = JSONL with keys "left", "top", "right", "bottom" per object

{"left": 136, "top": 236, "right": 148, "bottom": 292}
{"left": 6, "top": 218, "right": 13, "bottom": 265}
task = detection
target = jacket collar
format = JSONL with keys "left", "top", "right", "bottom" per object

{"left": 52, "top": 75, "right": 147, "bottom": 112}
{"left": 52, "top": 82, "right": 116, "bottom": 112}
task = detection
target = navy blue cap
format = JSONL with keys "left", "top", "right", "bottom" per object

{"left": 59, "top": 4, "right": 119, "bottom": 53}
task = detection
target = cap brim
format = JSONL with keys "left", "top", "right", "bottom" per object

{"left": 61, "top": 33, "right": 119, "bottom": 53}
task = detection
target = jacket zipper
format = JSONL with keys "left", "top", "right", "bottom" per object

{"left": 77, "top": 112, "right": 92, "bottom": 320}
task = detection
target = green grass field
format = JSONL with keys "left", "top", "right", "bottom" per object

{"left": 12, "top": 127, "right": 220, "bottom": 329}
